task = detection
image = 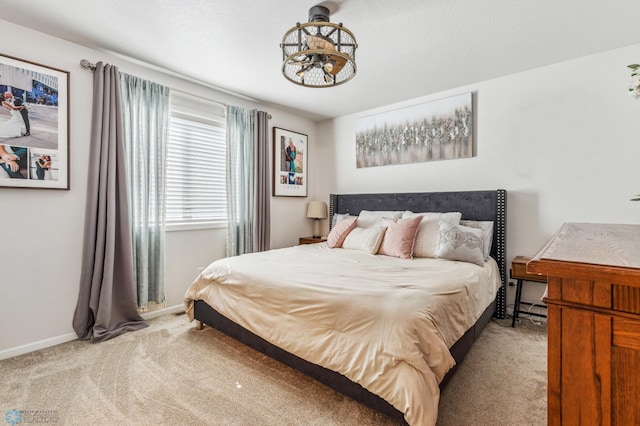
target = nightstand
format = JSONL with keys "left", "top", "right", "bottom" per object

{"left": 511, "top": 256, "right": 548, "bottom": 327}
{"left": 299, "top": 236, "right": 327, "bottom": 245}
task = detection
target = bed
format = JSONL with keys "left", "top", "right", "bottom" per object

{"left": 185, "top": 190, "right": 507, "bottom": 425}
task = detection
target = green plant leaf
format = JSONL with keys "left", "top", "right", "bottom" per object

{"left": 629, "top": 64, "right": 640, "bottom": 70}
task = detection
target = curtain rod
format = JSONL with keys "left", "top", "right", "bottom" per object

{"left": 79, "top": 59, "right": 271, "bottom": 118}
{"left": 80, "top": 59, "right": 96, "bottom": 71}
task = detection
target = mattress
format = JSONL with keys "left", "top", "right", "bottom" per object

{"left": 184, "top": 243, "right": 501, "bottom": 426}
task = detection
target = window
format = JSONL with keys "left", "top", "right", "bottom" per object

{"left": 165, "top": 92, "right": 226, "bottom": 230}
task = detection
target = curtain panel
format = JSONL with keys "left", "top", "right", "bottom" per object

{"left": 252, "top": 110, "right": 270, "bottom": 252}
{"left": 226, "top": 107, "right": 271, "bottom": 256}
{"left": 120, "top": 74, "right": 170, "bottom": 309}
{"left": 73, "top": 62, "right": 148, "bottom": 342}
{"left": 226, "top": 106, "right": 254, "bottom": 256}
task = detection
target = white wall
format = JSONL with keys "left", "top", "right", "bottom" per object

{"left": 316, "top": 43, "right": 640, "bottom": 310}
{"left": 3, "top": 18, "right": 639, "bottom": 357}
{"left": 0, "top": 20, "right": 317, "bottom": 358}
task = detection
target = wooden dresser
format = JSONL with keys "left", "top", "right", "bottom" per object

{"left": 527, "top": 223, "right": 640, "bottom": 426}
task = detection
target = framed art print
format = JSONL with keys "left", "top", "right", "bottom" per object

{"left": 355, "top": 92, "right": 474, "bottom": 168}
{"left": 273, "top": 127, "right": 307, "bottom": 197}
{"left": 0, "top": 53, "right": 70, "bottom": 189}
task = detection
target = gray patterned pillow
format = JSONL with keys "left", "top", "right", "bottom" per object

{"left": 459, "top": 220, "right": 494, "bottom": 261}
{"left": 436, "top": 222, "right": 485, "bottom": 266}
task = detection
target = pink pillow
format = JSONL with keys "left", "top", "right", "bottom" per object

{"left": 377, "top": 215, "right": 422, "bottom": 259}
{"left": 327, "top": 216, "right": 358, "bottom": 248}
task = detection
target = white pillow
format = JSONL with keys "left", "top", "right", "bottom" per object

{"left": 401, "top": 211, "right": 461, "bottom": 222}
{"left": 459, "top": 220, "right": 494, "bottom": 261}
{"left": 402, "top": 211, "right": 462, "bottom": 258}
{"left": 356, "top": 210, "right": 403, "bottom": 229}
{"left": 436, "top": 222, "right": 485, "bottom": 266}
{"left": 342, "top": 226, "right": 387, "bottom": 255}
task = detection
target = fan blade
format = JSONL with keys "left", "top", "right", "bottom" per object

{"left": 327, "top": 54, "right": 347, "bottom": 75}
{"left": 287, "top": 60, "right": 313, "bottom": 66}
{"left": 305, "top": 35, "right": 336, "bottom": 51}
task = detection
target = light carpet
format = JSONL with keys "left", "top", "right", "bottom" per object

{"left": 0, "top": 314, "right": 546, "bottom": 425}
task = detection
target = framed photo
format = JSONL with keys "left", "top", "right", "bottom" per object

{"left": 0, "top": 53, "right": 70, "bottom": 189}
{"left": 273, "top": 127, "right": 307, "bottom": 197}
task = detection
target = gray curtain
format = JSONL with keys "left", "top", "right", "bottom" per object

{"left": 120, "top": 74, "right": 170, "bottom": 308}
{"left": 73, "top": 62, "right": 148, "bottom": 342}
{"left": 226, "top": 106, "right": 254, "bottom": 256}
{"left": 226, "top": 107, "right": 271, "bottom": 256}
{"left": 252, "top": 111, "right": 270, "bottom": 252}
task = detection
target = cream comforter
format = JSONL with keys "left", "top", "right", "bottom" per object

{"left": 184, "top": 243, "right": 501, "bottom": 426}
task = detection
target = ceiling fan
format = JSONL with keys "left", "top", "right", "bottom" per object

{"left": 280, "top": 5, "right": 358, "bottom": 88}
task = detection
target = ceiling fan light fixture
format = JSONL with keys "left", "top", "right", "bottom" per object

{"left": 280, "top": 5, "right": 358, "bottom": 88}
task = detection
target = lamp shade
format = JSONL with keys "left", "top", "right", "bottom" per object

{"left": 306, "top": 201, "right": 327, "bottom": 219}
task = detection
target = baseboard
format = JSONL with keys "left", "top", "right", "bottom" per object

{"left": 0, "top": 305, "right": 185, "bottom": 361}
{"left": 141, "top": 304, "right": 184, "bottom": 320}
{"left": 0, "top": 332, "right": 77, "bottom": 361}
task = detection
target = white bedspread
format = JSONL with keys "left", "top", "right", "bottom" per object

{"left": 184, "top": 243, "right": 501, "bottom": 426}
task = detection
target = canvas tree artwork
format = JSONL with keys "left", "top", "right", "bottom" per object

{"left": 356, "top": 93, "right": 474, "bottom": 168}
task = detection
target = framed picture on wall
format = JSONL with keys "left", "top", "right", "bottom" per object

{"left": 355, "top": 92, "right": 474, "bottom": 168}
{"left": 0, "top": 53, "right": 70, "bottom": 189}
{"left": 273, "top": 127, "right": 308, "bottom": 197}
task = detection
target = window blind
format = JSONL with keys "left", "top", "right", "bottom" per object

{"left": 166, "top": 92, "right": 226, "bottom": 228}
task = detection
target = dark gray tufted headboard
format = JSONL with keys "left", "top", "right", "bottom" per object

{"left": 329, "top": 190, "right": 507, "bottom": 318}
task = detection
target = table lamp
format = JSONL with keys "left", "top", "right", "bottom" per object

{"left": 306, "top": 201, "right": 327, "bottom": 238}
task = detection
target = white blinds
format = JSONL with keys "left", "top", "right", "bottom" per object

{"left": 166, "top": 92, "right": 227, "bottom": 228}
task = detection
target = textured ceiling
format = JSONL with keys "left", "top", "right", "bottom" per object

{"left": 1, "top": 0, "right": 639, "bottom": 121}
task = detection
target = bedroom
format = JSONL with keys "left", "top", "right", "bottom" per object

{"left": 0, "top": 0, "right": 639, "bottom": 424}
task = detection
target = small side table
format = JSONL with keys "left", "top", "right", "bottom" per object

{"left": 511, "top": 256, "right": 548, "bottom": 327}
{"left": 299, "top": 236, "right": 327, "bottom": 245}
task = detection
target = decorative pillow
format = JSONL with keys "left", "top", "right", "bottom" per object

{"left": 402, "top": 211, "right": 462, "bottom": 223}
{"left": 460, "top": 220, "right": 494, "bottom": 261}
{"left": 436, "top": 221, "right": 485, "bottom": 266}
{"left": 331, "top": 213, "right": 356, "bottom": 228}
{"left": 356, "top": 210, "right": 403, "bottom": 229}
{"left": 402, "top": 211, "right": 462, "bottom": 258}
{"left": 342, "top": 225, "right": 387, "bottom": 255}
{"left": 327, "top": 216, "right": 358, "bottom": 248}
{"left": 377, "top": 216, "right": 422, "bottom": 259}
